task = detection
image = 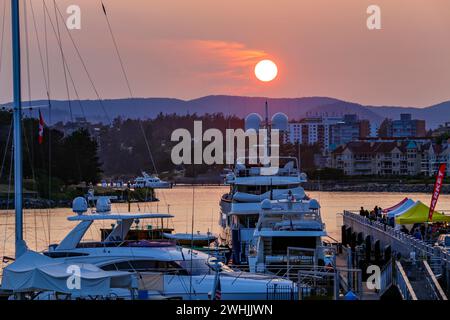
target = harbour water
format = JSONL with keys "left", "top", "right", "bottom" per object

{"left": 1, "top": 186, "right": 449, "bottom": 264}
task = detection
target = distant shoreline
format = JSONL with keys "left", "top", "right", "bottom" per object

{"left": 0, "top": 182, "right": 441, "bottom": 210}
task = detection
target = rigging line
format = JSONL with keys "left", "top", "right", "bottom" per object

{"left": 28, "top": 0, "right": 49, "bottom": 97}
{"left": 41, "top": 3, "right": 85, "bottom": 185}
{"left": 29, "top": 2, "right": 55, "bottom": 245}
{"left": 100, "top": 2, "right": 159, "bottom": 176}
{"left": 100, "top": 2, "right": 168, "bottom": 208}
{"left": 23, "top": 1, "right": 38, "bottom": 251}
{"left": 43, "top": 0, "right": 52, "bottom": 246}
{"left": 1, "top": 143, "right": 13, "bottom": 269}
{"left": 0, "top": 0, "right": 6, "bottom": 77}
{"left": 51, "top": 2, "right": 111, "bottom": 125}
{"left": 43, "top": 0, "right": 50, "bottom": 98}
{"left": 52, "top": 0, "right": 73, "bottom": 123}
{"left": 0, "top": 119, "right": 12, "bottom": 180}
{"left": 39, "top": 2, "right": 85, "bottom": 120}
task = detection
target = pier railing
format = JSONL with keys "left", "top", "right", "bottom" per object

{"left": 343, "top": 211, "right": 449, "bottom": 268}
{"left": 394, "top": 261, "right": 418, "bottom": 300}
{"left": 343, "top": 211, "right": 450, "bottom": 296}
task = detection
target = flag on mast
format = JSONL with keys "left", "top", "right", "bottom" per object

{"left": 38, "top": 110, "right": 45, "bottom": 145}
{"left": 428, "top": 163, "right": 446, "bottom": 221}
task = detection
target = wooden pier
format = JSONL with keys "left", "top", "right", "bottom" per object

{"left": 342, "top": 211, "right": 449, "bottom": 300}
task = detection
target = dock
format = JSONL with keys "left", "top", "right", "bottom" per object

{"left": 341, "top": 211, "right": 449, "bottom": 300}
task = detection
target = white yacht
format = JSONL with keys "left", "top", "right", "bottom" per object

{"left": 219, "top": 156, "right": 308, "bottom": 266}
{"left": 132, "top": 171, "right": 172, "bottom": 189}
{"left": 2, "top": 197, "right": 296, "bottom": 300}
{"left": 247, "top": 198, "right": 333, "bottom": 274}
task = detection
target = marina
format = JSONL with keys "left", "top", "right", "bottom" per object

{"left": 1, "top": 187, "right": 450, "bottom": 300}
{"left": 0, "top": 0, "right": 448, "bottom": 308}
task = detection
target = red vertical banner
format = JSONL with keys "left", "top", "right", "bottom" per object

{"left": 428, "top": 163, "right": 446, "bottom": 221}
{"left": 38, "top": 110, "right": 45, "bottom": 145}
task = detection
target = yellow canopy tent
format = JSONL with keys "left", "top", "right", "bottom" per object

{"left": 395, "top": 201, "right": 450, "bottom": 224}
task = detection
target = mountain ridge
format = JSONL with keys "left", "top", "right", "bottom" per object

{"left": 8, "top": 95, "right": 450, "bottom": 129}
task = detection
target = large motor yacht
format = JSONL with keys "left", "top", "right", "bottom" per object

{"left": 247, "top": 198, "right": 334, "bottom": 274}
{"left": 219, "top": 156, "right": 309, "bottom": 265}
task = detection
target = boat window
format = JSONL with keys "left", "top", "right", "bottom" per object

{"left": 100, "top": 260, "right": 188, "bottom": 275}
{"left": 43, "top": 252, "right": 89, "bottom": 258}
{"left": 101, "top": 263, "right": 118, "bottom": 271}
{"left": 130, "top": 260, "right": 157, "bottom": 271}
{"left": 115, "top": 261, "right": 134, "bottom": 271}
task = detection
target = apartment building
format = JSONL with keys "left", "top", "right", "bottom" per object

{"left": 378, "top": 113, "right": 426, "bottom": 138}
{"left": 285, "top": 117, "right": 342, "bottom": 151}
{"left": 285, "top": 114, "right": 369, "bottom": 151}
{"left": 330, "top": 114, "right": 371, "bottom": 147}
{"left": 331, "top": 140, "right": 424, "bottom": 176}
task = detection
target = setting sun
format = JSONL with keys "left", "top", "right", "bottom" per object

{"left": 254, "top": 59, "right": 278, "bottom": 82}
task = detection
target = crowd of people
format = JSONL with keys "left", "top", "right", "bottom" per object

{"left": 359, "top": 206, "right": 385, "bottom": 223}
{"left": 359, "top": 205, "right": 449, "bottom": 243}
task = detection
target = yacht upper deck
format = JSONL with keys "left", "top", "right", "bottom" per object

{"left": 229, "top": 157, "right": 305, "bottom": 179}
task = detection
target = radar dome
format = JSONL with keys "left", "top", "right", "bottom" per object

{"left": 72, "top": 197, "right": 88, "bottom": 215}
{"left": 96, "top": 196, "right": 111, "bottom": 213}
{"left": 261, "top": 199, "right": 272, "bottom": 210}
{"left": 245, "top": 113, "right": 263, "bottom": 131}
{"left": 271, "top": 112, "right": 288, "bottom": 131}
{"left": 309, "top": 199, "right": 320, "bottom": 210}
{"left": 300, "top": 172, "right": 308, "bottom": 181}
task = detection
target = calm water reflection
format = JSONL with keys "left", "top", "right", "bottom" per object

{"left": 1, "top": 186, "right": 449, "bottom": 262}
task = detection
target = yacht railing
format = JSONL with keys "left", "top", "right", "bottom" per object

{"left": 233, "top": 157, "right": 301, "bottom": 178}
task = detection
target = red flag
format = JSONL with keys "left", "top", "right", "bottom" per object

{"left": 428, "top": 163, "right": 446, "bottom": 221}
{"left": 38, "top": 110, "right": 45, "bottom": 145}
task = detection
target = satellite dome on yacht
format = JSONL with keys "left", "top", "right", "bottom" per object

{"left": 309, "top": 199, "right": 320, "bottom": 210}
{"left": 261, "top": 199, "right": 272, "bottom": 210}
{"left": 96, "top": 196, "right": 111, "bottom": 213}
{"left": 271, "top": 112, "right": 288, "bottom": 131}
{"left": 72, "top": 197, "right": 88, "bottom": 215}
{"left": 245, "top": 113, "right": 263, "bottom": 131}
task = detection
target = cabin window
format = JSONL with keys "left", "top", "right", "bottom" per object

{"left": 100, "top": 260, "right": 187, "bottom": 275}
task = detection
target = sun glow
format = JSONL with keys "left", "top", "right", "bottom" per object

{"left": 254, "top": 59, "right": 278, "bottom": 82}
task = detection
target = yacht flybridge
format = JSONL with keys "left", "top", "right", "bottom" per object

{"left": 248, "top": 198, "right": 332, "bottom": 274}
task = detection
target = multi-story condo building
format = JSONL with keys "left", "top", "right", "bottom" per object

{"left": 331, "top": 140, "right": 426, "bottom": 176}
{"left": 330, "top": 114, "right": 371, "bottom": 147}
{"left": 285, "top": 115, "right": 369, "bottom": 151}
{"left": 378, "top": 113, "right": 426, "bottom": 138}
{"left": 285, "top": 116, "right": 342, "bottom": 151}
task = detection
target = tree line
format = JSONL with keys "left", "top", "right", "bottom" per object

{"left": 0, "top": 110, "right": 101, "bottom": 198}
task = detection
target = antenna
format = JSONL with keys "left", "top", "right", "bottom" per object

{"left": 265, "top": 100, "right": 269, "bottom": 129}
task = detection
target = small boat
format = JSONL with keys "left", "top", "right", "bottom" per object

{"left": 132, "top": 171, "right": 172, "bottom": 189}
{"left": 163, "top": 232, "right": 217, "bottom": 247}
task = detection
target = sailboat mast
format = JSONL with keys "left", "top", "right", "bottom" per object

{"left": 11, "top": 0, "right": 25, "bottom": 258}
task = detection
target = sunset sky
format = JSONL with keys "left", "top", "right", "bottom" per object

{"left": 0, "top": 0, "right": 449, "bottom": 107}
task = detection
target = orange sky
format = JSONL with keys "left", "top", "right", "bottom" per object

{"left": 0, "top": 0, "right": 449, "bottom": 106}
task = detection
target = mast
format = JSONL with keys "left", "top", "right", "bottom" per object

{"left": 12, "top": 0, "right": 26, "bottom": 257}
